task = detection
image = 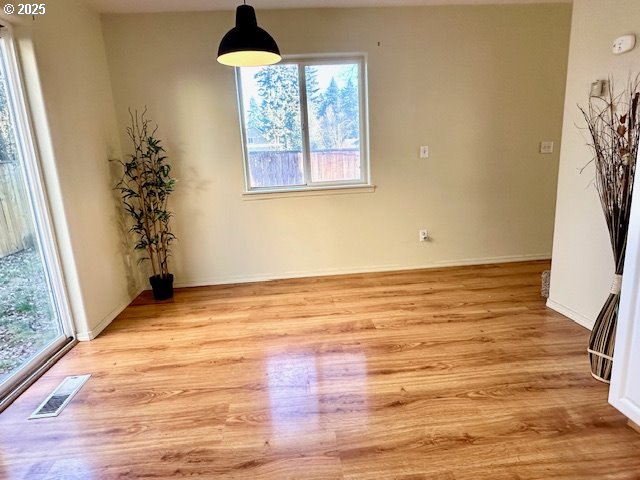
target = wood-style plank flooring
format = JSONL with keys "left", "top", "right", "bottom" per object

{"left": 1, "top": 261, "right": 639, "bottom": 479}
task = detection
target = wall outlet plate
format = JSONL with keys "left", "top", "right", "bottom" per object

{"left": 540, "top": 141, "right": 554, "bottom": 154}
{"left": 612, "top": 35, "right": 636, "bottom": 55}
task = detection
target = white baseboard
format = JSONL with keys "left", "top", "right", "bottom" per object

{"left": 432, "top": 253, "right": 551, "bottom": 268}
{"left": 76, "top": 286, "right": 145, "bottom": 341}
{"left": 174, "top": 253, "right": 551, "bottom": 289}
{"left": 546, "top": 298, "right": 594, "bottom": 331}
{"left": 174, "top": 264, "right": 399, "bottom": 288}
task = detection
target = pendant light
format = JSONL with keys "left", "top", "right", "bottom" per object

{"left": 217, "top": 2, "right": 281, "bottom": 67}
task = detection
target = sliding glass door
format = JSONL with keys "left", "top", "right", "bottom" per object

{"left": 0, "top": 25, "right": 73, "bottom": 406}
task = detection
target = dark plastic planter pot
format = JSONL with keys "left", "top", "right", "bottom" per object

{"left": 149, "top": 274, "right": 174, "bottom": 300}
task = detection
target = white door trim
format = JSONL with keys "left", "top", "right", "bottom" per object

{"left": 609, "top": 149, "right": 640, "bottom": 424}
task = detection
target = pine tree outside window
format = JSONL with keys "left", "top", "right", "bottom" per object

{"left": 236, "top": 55, "right": 370, "bottom": 192}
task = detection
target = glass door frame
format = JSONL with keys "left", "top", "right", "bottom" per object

{"left": 0, "top": 22, "right": 75, "bottom": 410}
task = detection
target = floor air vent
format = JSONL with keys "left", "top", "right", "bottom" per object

{"left": 29, "top": 374, "right": 91, "bottom": 419}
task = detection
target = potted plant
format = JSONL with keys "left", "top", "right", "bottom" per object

{"left": 116, "top": 108, "right": 177, "bottom": 300}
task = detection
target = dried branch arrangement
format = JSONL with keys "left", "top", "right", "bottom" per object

{"left": 116, "top": 109, "right": 176, "bottom": 283}
{"left": 579, "top": 75, "right": 640, "bottom": 382}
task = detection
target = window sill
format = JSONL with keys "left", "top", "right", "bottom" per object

{"left": 242, "top": 184, "right": 376, "bottom": 200}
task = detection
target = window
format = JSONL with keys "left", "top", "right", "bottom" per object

{"left": 236, "top": 55, "right": 369, "bottom": 192}
{"left": 0, "top": 25, "right": 74, "bottom": 410}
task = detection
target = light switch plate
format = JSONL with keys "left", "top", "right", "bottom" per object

{"left": 420, "top": 146, "right": 429, "bottom": 159}
{"left": 540, "top": 141, "right": 554, "bottom": 154}
{"left": 590, "top": 80, "right": 604, "bottom": 97}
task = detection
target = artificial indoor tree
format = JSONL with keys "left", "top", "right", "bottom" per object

{"left": 116, "top": 108, "right": 177, "bottom": 300}
{"left": 580, "top": 76, "right": 639, "bottom": 382}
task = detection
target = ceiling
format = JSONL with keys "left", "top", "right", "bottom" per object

{"left": 87, "top": 0, "right": 571, "bottom": 14}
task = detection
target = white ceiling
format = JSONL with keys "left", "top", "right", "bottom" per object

{"left": 87, "top": 0, "right": 571, "bottom": 14}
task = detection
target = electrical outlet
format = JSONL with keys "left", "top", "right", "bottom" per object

{"left": 419, "top": 229, "right": 429, "bottom": 242}
{"left": 540, "top": 141, "right": 554, "bottom": 154}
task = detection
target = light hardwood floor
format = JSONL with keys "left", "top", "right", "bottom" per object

{"left": 1, "top": 261, "right": 639, "bottom": 479}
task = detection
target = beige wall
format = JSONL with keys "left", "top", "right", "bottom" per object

{"left": 548, "top": 0, "right": 640, "bottom": 329}
{"left": 2, "top": 0, "right": 141, "bottom": 339}
{"left": 102, "top": 4, "right": 571, "bottom": 287}
{"left": 101, "top": 4, "right": 571, "bottom": 287}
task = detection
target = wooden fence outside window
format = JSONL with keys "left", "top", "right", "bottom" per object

{"left": 248, "top": 149, "right": 361, "bottom": 187}
{"left": 0, "top": 162, "right": 33, "bottom": 257}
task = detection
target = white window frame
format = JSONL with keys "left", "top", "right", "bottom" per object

{"left": 235, "top": 54, "right": 371, "bottom": 194}
{"left": 0, "top": 22, "right": 75, "bottom": 410}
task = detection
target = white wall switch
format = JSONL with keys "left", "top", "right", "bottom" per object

{"left": 420, "top": 146, "right": 429, "bottom": 159}
{"left": 540, "top": 141, "right": 554, "bottom": 154}
{"left": 612, "top": 34, "right": 636, "bottom": 55}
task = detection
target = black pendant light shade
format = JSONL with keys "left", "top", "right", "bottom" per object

{"left": 217, "top": 5, "right": 281, "bottom": 67}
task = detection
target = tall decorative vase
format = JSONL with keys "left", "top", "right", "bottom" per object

{"left": 581, "top": 77, "right": 639, "bottom": 383}
{"left": 588, "top": 277, "right": 622, "bottom": 382}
